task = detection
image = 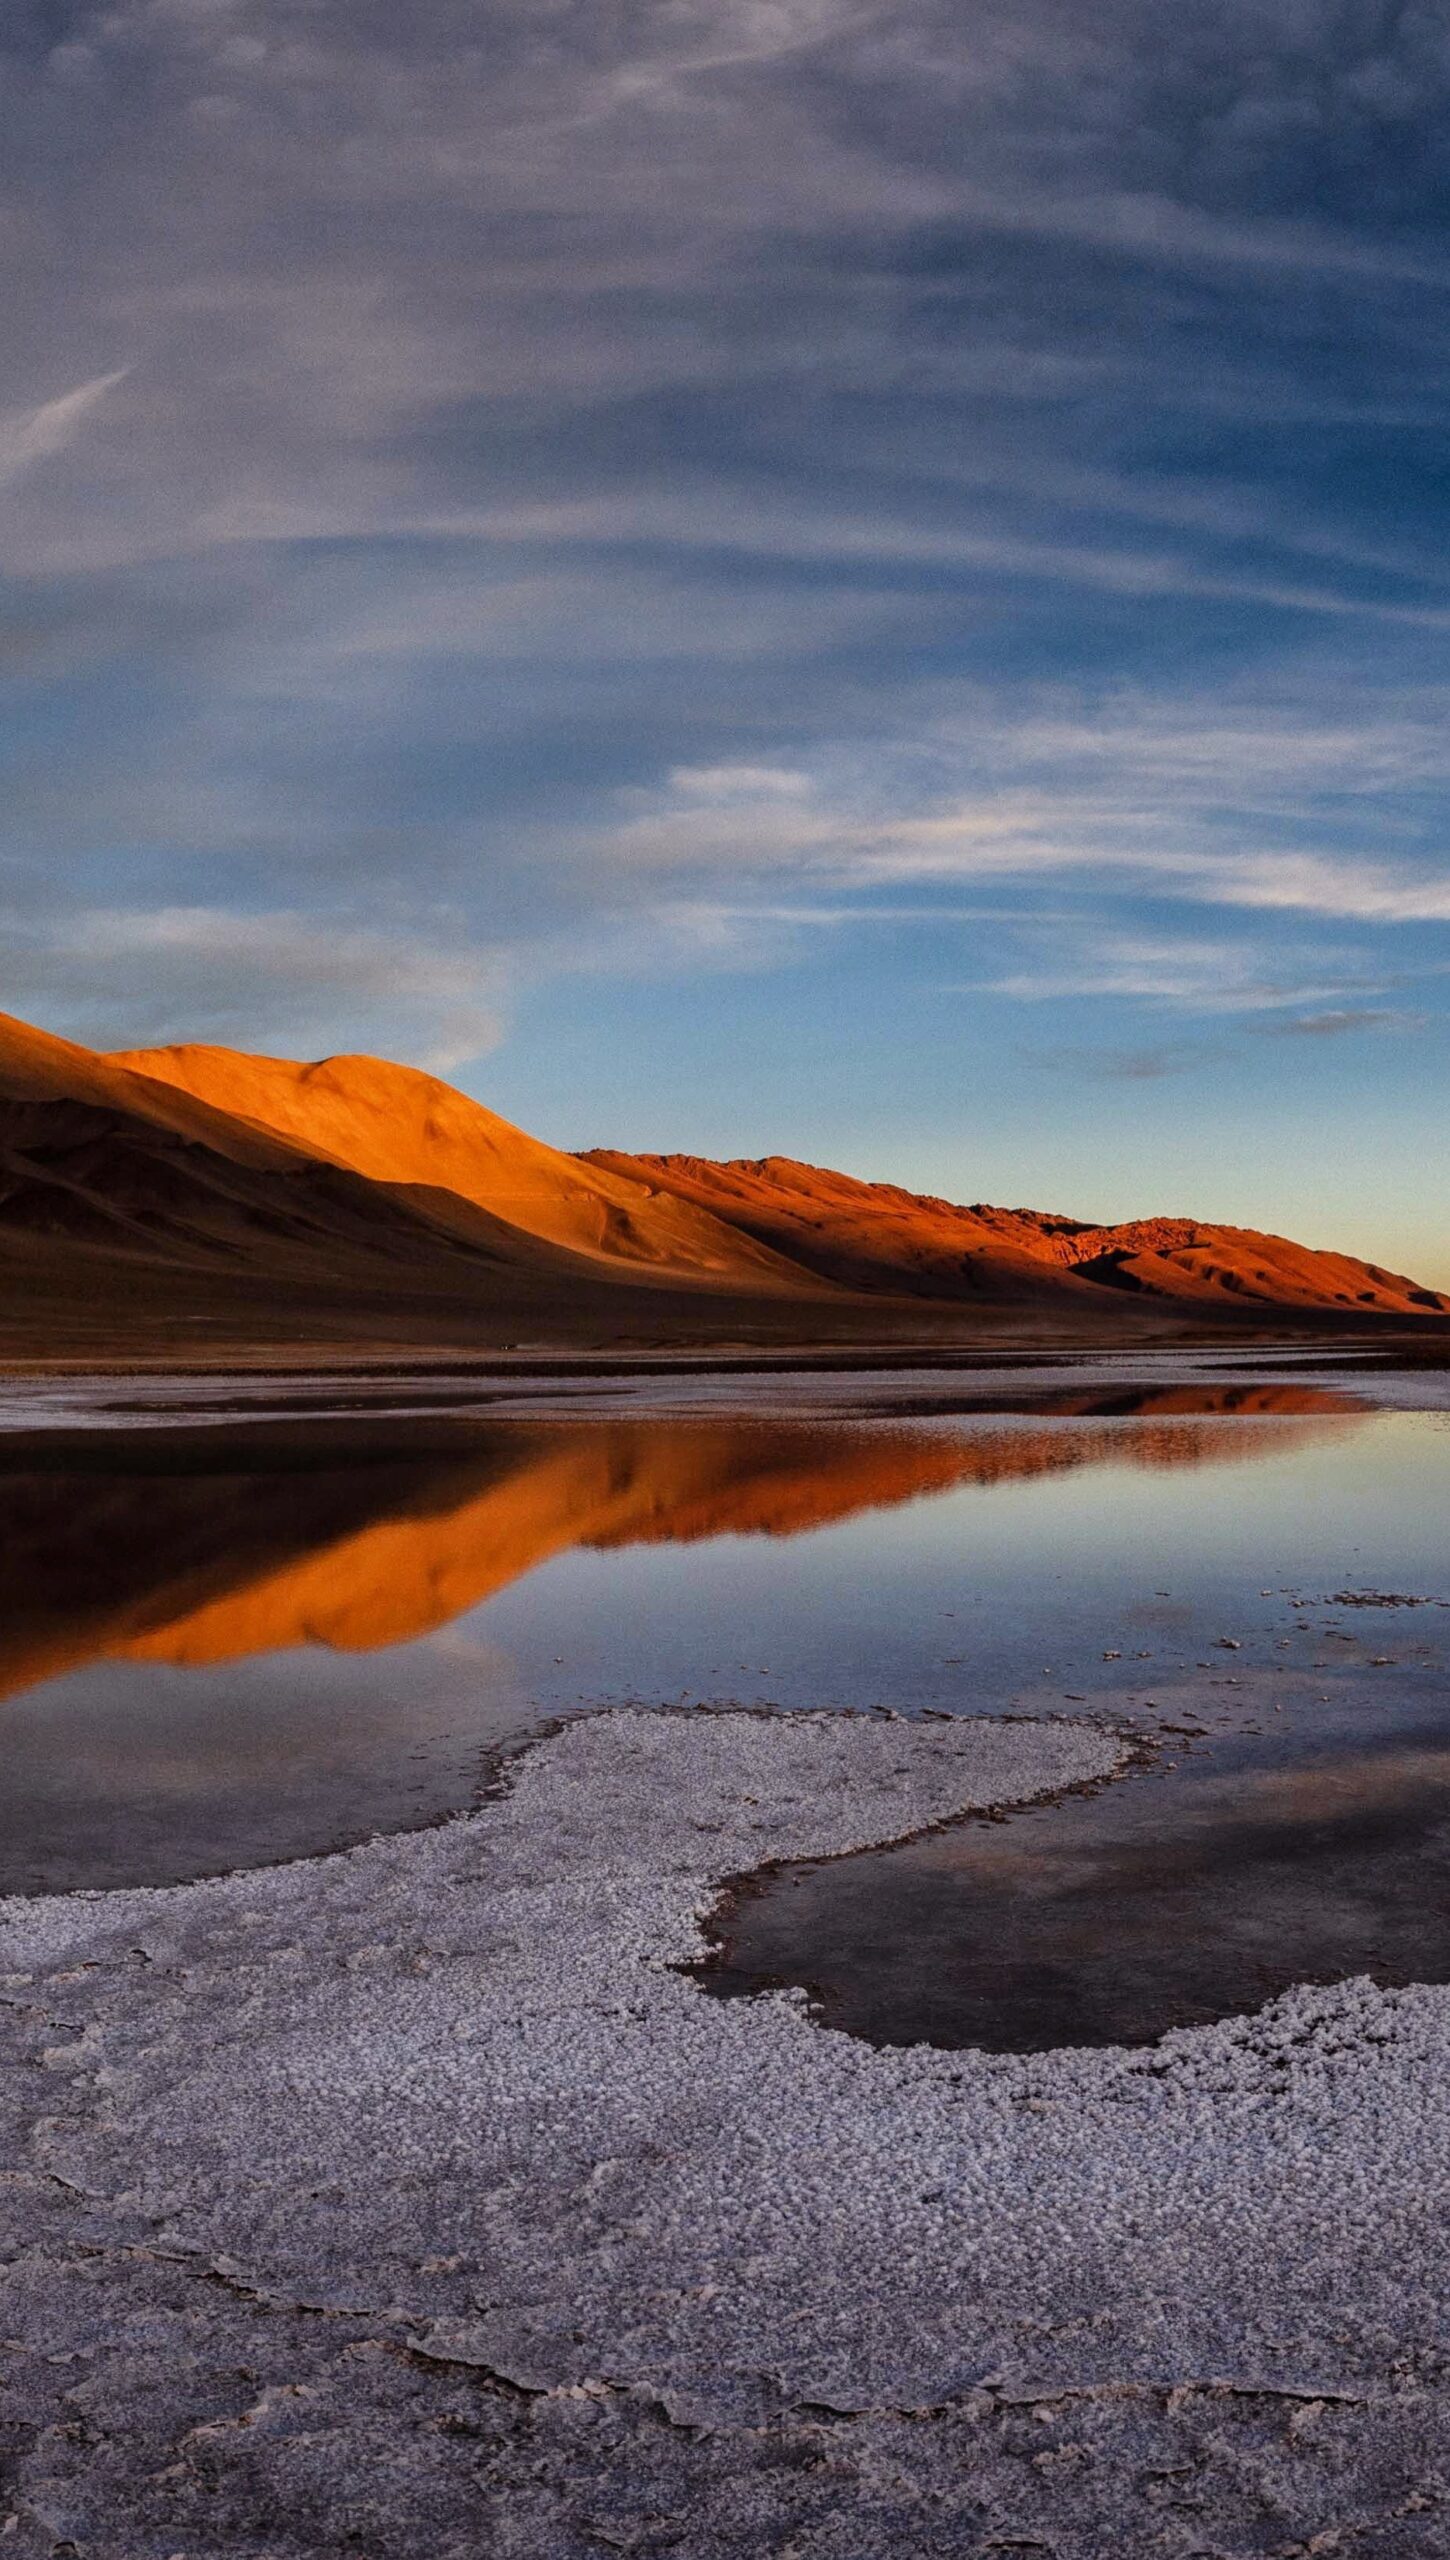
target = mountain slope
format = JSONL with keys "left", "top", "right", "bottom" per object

{"left": 0, "top": 1010, "right": 619, "bottom": 1299}
{"left": 581, "top": 1151, "right": 1100, "bottom": 1303}
{"left": 0, "top": 1014, "right": 827, "bottom": 1352}
{"left": 583, "top": 1150, "right": 1449, "bottom": 1318}
{"left": 111, "top": 1043, "right": 807, "bottom": 1288}
{"left": 1039, "top": 1215, "right": 1449, "bottom": 1311}
{"left": 0, "top": 1009, "right": 1440, "bottom": 1351}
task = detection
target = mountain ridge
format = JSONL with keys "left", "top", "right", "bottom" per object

{"left": 582, "top": 1149, "right": 1446, "bottom": 1318}
{"left": 0, "top": 1009, "right": 1442, "bottom": 1351}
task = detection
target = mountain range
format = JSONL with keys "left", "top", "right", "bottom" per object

{"left": 0, "top": 1007, "right": 1442, "bottom": 1355}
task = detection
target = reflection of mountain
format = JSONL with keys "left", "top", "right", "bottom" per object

{"left": 0, "top": 1391, "right": 1360, "bottom": 1698}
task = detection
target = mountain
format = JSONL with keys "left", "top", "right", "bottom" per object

{"left": 110, "top": 1042, "right": 800, "bottom": 1284}
{"left": 583, "top": 1151, "right": 1448, "bottom": 1319}
{"left": 0, "top": 1012, "right": 824, "bottom": 1355}
{"left": 0, "top": 1007, "right": 1442, "bottom": 1353}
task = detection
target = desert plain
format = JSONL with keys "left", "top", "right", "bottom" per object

{"left": 2, "top": 1012, "right": 1449, "bottom": 2554}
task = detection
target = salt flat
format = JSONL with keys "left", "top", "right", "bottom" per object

{"left": 2, "top": 1703, "right": 1447, "bottom": 2555}
{"left": 1, "top": 1344, "right": 1447, "bottom": 1432}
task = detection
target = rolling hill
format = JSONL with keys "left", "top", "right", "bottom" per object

{"left": 111, "top": 1042, "right": 801, "bottom": 1285}
{"left": 0, "top": 1008, "right": 1442, "bottom": 1352}
{"left": 0, "top": 1012, "right": 823, "bottom": 1353}
{"left": 583, "top": 1150, "right": 1448, "bottom": 1319}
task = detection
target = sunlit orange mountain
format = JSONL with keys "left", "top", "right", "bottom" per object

{"left": 0, "top": 1007, "right": 1442, "bottom": 1351}
{"left": 585, "top": 1151, "right": 1448, "bottom": 1319}
{"left": 0, "top": 1010, "right": 821, "bottom": 1354}
{"left": 113, "top": 1039, "right": 800, "bottom": 1285}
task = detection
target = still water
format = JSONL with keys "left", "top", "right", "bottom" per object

{"left": 3, "top": 1371, "right": 1448, "bottom": 2048}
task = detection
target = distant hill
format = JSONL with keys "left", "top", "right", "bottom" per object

{"left": 0, "top": 1008, "right": 1441, "bottom": 1353}
{"left": 583, "top": 1150, "right": 1448, "bottom": 1319}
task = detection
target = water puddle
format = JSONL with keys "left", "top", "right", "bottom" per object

{"left": 696, "top": 1714, "right": 1450, "bottom": 2051}
{"left": 2, "top": 1368, "right": 1446, "bottom": 2070}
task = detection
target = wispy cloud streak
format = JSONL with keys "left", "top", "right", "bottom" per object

{"left": 0, "top": 368, "right": 128, "bottom": 488}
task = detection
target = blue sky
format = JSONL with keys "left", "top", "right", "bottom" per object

{"left": 3, "top": 0, "right": 1450, "bottom": 1275}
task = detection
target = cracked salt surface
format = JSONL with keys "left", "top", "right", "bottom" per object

{"left": 3, "top": 1704, "right": 1450, "bottom": 2555}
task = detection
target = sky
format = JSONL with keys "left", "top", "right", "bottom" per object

{"left": 3, "top": 0, "right": 1450, "bottom": 1277}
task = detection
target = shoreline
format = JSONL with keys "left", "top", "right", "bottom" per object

{"left": 2, "top": 1314, "right": 1449, "bottom": 1381}
{"left": 0, "top": 1342, "right": 1445, "bottom": 1455}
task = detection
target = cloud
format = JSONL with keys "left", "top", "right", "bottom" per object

{"left": 1025, "top": 1039, "right": 1212, "bottom": 1080}
{"left": 971, "top": 928, "right": 1386, "bottom": 1017}
{"left": 2, "top": 908, "right": 507, "bottom": 1073}
{"left": 585, "top": 750, "right": 1450, "bottom": 932}
{"left": 0, "top": 369, "right": 129, "bottom": 488}
{"left": 669, "top": 764, "right": 815, "bottom": 800}
{"left": 2, "top": 0, "right": 1450, "bottom": 1101}
{"left": 401, "top": 492, "right": 1450, "bottom": 633}
{"left": 1256, "top": 1008, "right": 1425, "bottom": 1039}
{"left": 1186, "top": 852, "right": 1450, "bottom": 925}
{"left": 939, "top": 179, "right": 1450, "bottom": 291}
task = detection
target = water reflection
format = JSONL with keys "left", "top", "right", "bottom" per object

{"left": 0, "top": 1382, "right": 1391, "bottom": 1896}
{"left": 0, "top": 1385, "right": 1357, "bottom": 1696}
{"left": 700, "top": 1734, "right": 1450, "bottom": 2053}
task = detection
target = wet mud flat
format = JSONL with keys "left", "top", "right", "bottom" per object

{"left": 5, "top": 1706, "right": 1450, "bottom": 2558}
{"left": 696, "top": 1506, "right": 1450, "bottom": 2051}
{"left": 1, "top": 1338, "right": 1442, "bottom": 1437}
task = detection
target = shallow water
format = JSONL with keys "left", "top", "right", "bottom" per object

{"left": 700, "top": 1715, "right": 1450, "bottom": 2051}
{"left": 2, "top": 1369, "right": 1448, "bottom": 2051}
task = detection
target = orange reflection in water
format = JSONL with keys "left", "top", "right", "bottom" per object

{"left": 0, "top": 1384, "right": 1361, "bottom": 1697}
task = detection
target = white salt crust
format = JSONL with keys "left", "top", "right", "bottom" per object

{"left": 2, "top": 1705, "right": 1448, "bottom": 2556}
